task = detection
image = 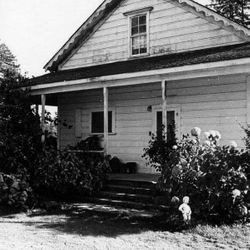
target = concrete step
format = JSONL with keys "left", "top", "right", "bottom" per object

{"left": 104, "top": 184, "right": 155, "bottom": 195}
{"left": 98, "top": 191, "right": 154, "bottom": 203}
{"left": 107, "top": 179, "right": 156, "bottom": 189}
{"left": 85, "top": 197, "right": 169, "bottom": 212}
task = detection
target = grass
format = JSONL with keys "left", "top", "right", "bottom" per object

{"left": 0, "top": 205, "right": 249, "bottom": 250}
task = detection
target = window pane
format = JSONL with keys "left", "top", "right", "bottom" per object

{"left": 132, "top": 35, "right": 147, "bottom": 49}
{"left": 167, "top": 111, "right": 175, "bottom": 142}
{"left": 132, "top": 48, "right": 139, "bottom": 55}
{"left": 140, "top": 47, "right": 147, "bottom": 54}
{"left": 156, "top": 111, "right": 176, "bottom": 142}
{"left": 156, "top": 111, "right": 163, "bottom": 137}
{"left": 131, "top": 16, "right": 139, "bottom": 27}
{"left": 92, "top": 112, "right": 103, "bottom": 133}
{"left": 139, "top": 25, "right": 146, "bottom": 33}
{"left": 91, "top": 111, "right": 112, "bottom": 133}
{"left": 139, "top": 15, "right": 146, "bottom": 25}
{"left": 132, "top": 26, "right": 139, "bottom": 35}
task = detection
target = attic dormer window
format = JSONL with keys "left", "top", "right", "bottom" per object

{"left": 124, "top": 7, "right": 153, "bottom": 57}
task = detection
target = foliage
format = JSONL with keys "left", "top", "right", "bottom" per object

{"left": 209, "top": 0, "right": 250, "bottom": 26}
{"left": 0, "top": 42, "right": 19, "bottom": 75}
{"left": 33, "top": 148, "right": 110, "bottom": 199}
{"left": 0, "top": 172, "right": 34, "bottom": 211}
{"left": 0, "top": 69, "right": 42, "bottom": 176}
{"left": 145, "top": 128, "right": 249, "bottom": 222}
{"left": 142, "top": 125, "right": 177, "bottom": 172}
{"left": 242, "top": 124, "right": 250, "bottom": 179}
{"left": 243, "top": 124, "right": 250, "bottom": 150}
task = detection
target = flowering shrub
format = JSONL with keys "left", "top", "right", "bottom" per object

{"left": 145, "top": 128, "right": 249, "bottom": 222}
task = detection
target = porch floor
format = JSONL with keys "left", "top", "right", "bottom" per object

{"left": 108, "top": 173, "right": 160, "bottom": 182}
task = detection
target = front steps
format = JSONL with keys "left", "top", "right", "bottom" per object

{"left": 87, "top": 175, "right": 169, "bottom": 212}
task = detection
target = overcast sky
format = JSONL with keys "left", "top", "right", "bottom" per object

{"left": 0, "top": 0, "right": 209, "bottom": 76}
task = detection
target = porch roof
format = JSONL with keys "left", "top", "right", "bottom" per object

{"left": 29, "top": 42, "right": 250, "bottom": 86}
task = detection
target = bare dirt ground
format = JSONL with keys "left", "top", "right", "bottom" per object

{"left": 0, "top": 204, "right": 249, "bottom": 250}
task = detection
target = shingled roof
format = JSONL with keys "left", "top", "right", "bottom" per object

{"left": 29, "top": 42, "right": 250, "bottom": 86}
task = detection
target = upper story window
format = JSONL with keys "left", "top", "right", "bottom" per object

{"left": 130, "top": 14, "right": 147, "bottom": 56}
{"left": 124, "top": 7, "right": 153, "bottom": 57}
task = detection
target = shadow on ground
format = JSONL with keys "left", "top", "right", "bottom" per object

{"left": 28, "top": 207, "right": 173, "bottom": 237}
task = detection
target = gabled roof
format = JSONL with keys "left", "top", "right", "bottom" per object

{"left": 30, "top": 42, "right": 250, "bottom": 86}
{"left": 44, "top": 0, "right": 250, "bottom": 72}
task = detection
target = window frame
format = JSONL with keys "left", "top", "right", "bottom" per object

{"left": 89, "top": 108, "right": 116, "bottom": 135}
{"left": 152, "top": 105, "right": 181, "bottom": 139}
{"left": 125, "top": 7, "right": 152, "bottom": 58}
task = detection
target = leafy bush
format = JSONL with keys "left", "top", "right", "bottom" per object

{"left": 33, "top": 148, "right": 110, "bottom": 200}
{"left": 0, "top": 172, "right": 34, "bottom": 211}
{"left": 0, "top": 70, "right": 42, "bottom": 176}
{"left": 144, "top": 128, "right": 249, "bottom": 222}
{"left": 142, "top": 125, "right": 177, "bottom": 172}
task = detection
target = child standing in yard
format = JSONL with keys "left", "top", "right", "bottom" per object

{"left": 179, "top": 196, "right": 192, "bottom": 224}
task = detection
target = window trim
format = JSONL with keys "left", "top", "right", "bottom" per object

{"left": 152, "top": 105, "right": 181, "bottom": 139}
{"left": 89, "top": 108, "right": 116, "bottom": 135}
{"left": 126, "top": 9, "right": 152, "bottom": 58}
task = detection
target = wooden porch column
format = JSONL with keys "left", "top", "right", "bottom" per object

{"left": 41, "top": 94, "right": 46, "bottom": 144}
{"left": 161, "top": 80, "right": 167, "bottom": 138}
{"left": 103, "top": 87, "right": 109, "bottom": 155}
{"left": 247, "top": 76, "right": 250, "bottom": 124}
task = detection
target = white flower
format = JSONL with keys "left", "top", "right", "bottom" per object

{"left": 214, "top": 130, "right": 221, "bottom": 140}
{"left": 203, "top": 140, "right": 211, "bottom": 147}
{"left": 191, "top": 127, "right": 201, "bottom": 137}
{"left": 208, "top": 130, "right": 216, "bottom": 138}
{"left": 203, "top": 132, "right": 210, "bottom": 140}
{"left": 229, "top": 141, "right": 238, "bottom": 148}
{"left": 232, "top": 189, "right": 241, "bottom": 198}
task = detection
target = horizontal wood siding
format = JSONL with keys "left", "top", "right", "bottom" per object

{"left": 60, "top": 0, "right": 243, "bottom": 70}
{"left": 58, "top": 74, "right": 247, "bottom": 173}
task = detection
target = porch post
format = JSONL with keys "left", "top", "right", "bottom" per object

{"left": 161, "top": 80, "right": 167, "bottom": 138}
{"left": 247, "top": 76, "right": 250, "bottom": 124}
{"left": 103, "top": 87, "right": 109, "bottom": 155}
{"left": 41, "top": 94, "right": 46, "bottom": 144}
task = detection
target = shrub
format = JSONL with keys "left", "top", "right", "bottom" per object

{"left": 0, "top": 172, "right": 34, "bottom": 211}
{"left": 0, "top": 70, "right": 42, "bottom": 176}
{"left": 142, "top": 125, "right": 177, "bottom": 172}
{"left": 33, "top": 148, "right": 110, "bottom": 200}
{"left": 145, "top": 128, "right": 249, "bottom": 222}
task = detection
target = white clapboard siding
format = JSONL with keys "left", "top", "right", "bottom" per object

{"left": 58, "top": 74, "right": 248, "bottom": 173}
{"left": 60, "top": 0, "right": 243, "bottom": 70}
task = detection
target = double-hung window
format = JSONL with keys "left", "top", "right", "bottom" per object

{"left": 130, "top": 14, "right": 148, "bottom": 56}
{"left": 124, "top": 7, "right": 152, "bottom": 57}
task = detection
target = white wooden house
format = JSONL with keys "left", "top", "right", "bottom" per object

{"left": 30, "top": 0, "right": 250, "bottom": 173}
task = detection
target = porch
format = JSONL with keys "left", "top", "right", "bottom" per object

{"left": 29, "top": 51, "right": 250, "bottom": 173}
